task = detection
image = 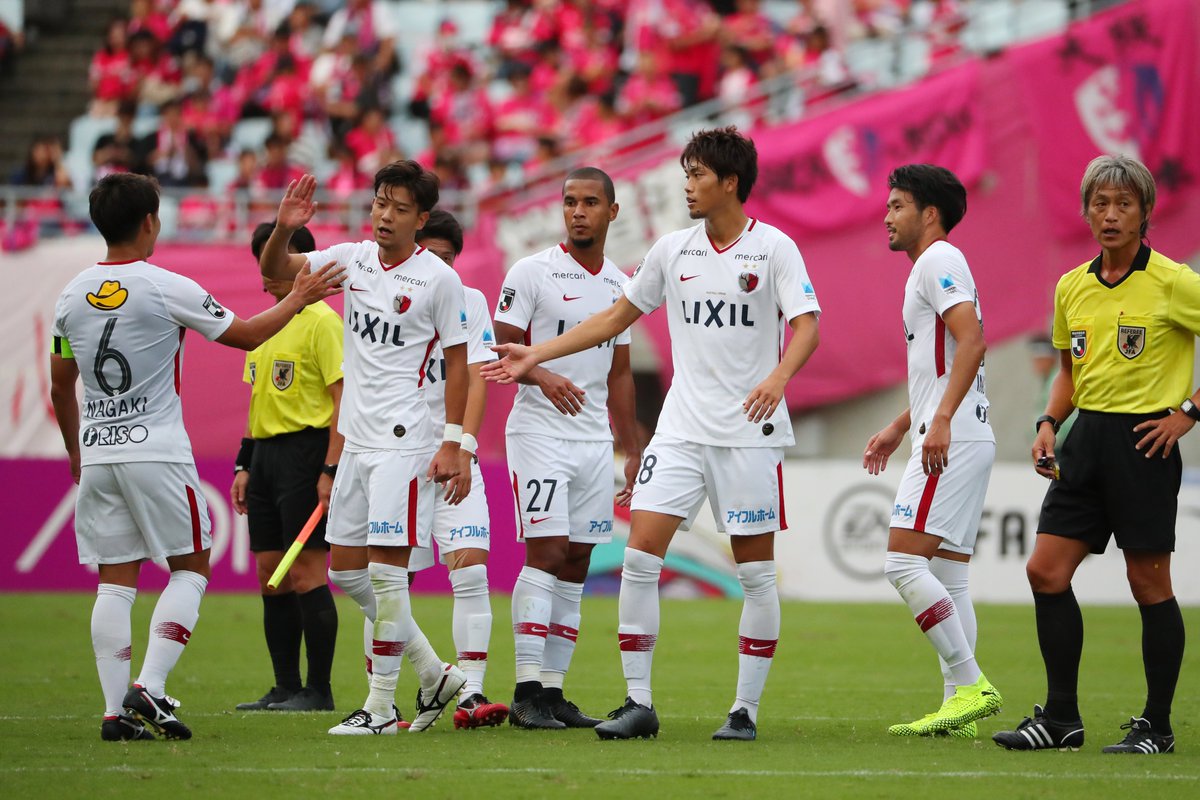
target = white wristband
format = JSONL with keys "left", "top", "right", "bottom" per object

{"left": 443, "top": 423, "right": 463, "bottom": 444}
{"left": 460, "top": 432, "right": 478, "bottom": 455}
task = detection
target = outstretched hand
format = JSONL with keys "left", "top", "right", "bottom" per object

{"left": 277, "top": 174, "right": 319, "bottom": 231}
{"left": 290, "top": 260, "right": 345, "bottom": 304}
{"left": 481, "top": 343, "right": 538, "bottom": 384}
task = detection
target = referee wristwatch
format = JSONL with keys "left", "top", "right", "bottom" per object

{"left": 1181, "top": 399, "right": 1200, "bottom": 422}
{"left": 320, "top": 463, "right": 338, "bottom": 478}
{"left": 1035, "top": 414, "right": 1060, "bottom": 435}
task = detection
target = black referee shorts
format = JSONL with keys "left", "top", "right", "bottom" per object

{"left": 1038, "top": 409, "right": 1181, "bottom": 554}
{"left": 247, "top": 427, "right": 330, "bottom": 553}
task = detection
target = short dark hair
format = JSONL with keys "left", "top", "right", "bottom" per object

{"left": 887, "top": 164, "right": 967, "bottom": 233}
{"left": 373, "top": 159, "right": 440, "bottom": 213}
{"left": 679, "top": 126, "right": 758, "bottom": 203}
{"left": 250, "top": 221, "right": 315, "bottom": 260}
{"left": 415, "top": 208, "right": 464, "bottom": 256}
{"left": 564, "top": 166, "right": 616, "bottom": 204}
{"left": 89, "top": 173, "right": 160, "bottom": 245}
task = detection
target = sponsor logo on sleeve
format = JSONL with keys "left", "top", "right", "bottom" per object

{"left": 803, "top": 281, "right": 817, "bottom": 300}
{"left": 498, "top": 287, "right": 516, "bottom": 313}
{"left": 938, "top": 276, "right": 958, "bottom": 294}
{"left": 203, "top": 294, "right": 227, "bottom": 318}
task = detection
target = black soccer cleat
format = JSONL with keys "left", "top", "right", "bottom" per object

{"left": 542, "top": 688, "right": 601, "bottom": 728}
{"left": 1101, "top": 717, "right": 1175, "bottom": 754}
{"left": 712, "top": 708, "right": 757, "bottom": 741}
{"left": 100, "top": 713, "right": 155, "bottom": 741}
{"left": 123, "top": 684, "right": 192, "bottom": 740}
{"left": 267, "top": 686, "right": 335, "bottom": 711}
{"left": 595, "top": 697, "right": 659, "bottom": 740}
{"left": 992, "top": 704, "right": 1084, "bottom": 751}
{"left": 509, "top": 694, "right": 566, "bottom": 729}
{"left": 235, "top": 685, "right": 295, "bottom": 711}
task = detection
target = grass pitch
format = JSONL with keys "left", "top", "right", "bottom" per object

{"left": 1, "top": 592, "right": 1197, "bottom": 798}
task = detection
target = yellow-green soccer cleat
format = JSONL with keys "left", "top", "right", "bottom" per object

{"left": 889, "top": 713, "right": 977, "bottom": 738}
{"left": 927, "top": 675, "right": 1003, "bottom": 732}
{"left": 941, "top": 721, "right": 978, "bottom": 739}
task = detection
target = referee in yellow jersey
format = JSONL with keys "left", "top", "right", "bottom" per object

{"left": 995, "top": 155, "right": 1195, "bottom": 755}
{"left": 231, "top": 222, "right": 345, "bottom": 712}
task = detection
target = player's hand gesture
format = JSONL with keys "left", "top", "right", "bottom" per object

{"left": 863, "top": 423, "right": 904, "bottom": 475}
{"left": 615, "top": 450, "right": 640, "bottom": 506}
{"left": 1032, "top": 425, "right": 1057, "bottom": 479}
{"left": 290, "top": 260, "right": 345, "bottom": 304}
{"left": 743, "top": 374, "right": 786, "bottom": 423}
{"left": 482, "top": 343, "right": 537, "bottom": 384}
{"left": 1133, "top": 411, "right": 1196, "bottom": 459}
{"left": 231, "top": 470, "right": 249, "bottom": 514}
{"left": 428, "top": 442, "right": 466, "bottom": 504}
{"left": 277, "top": 174, "right": 319, "bottom": 231}
{"left": 922, "top": 415, "right": 951, "bottom": 476}
{"left": 536, "top": 370, "right": 586, "bottom": 416}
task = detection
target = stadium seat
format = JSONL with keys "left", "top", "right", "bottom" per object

{"left": 1013, "top": 0, "right": 1070, "bottom": 42}
{"left": 157, "top": 194, "right": 180, "bottom": 238}
{"left": 205, "top": 158, "right": 238, "bottom": 194}
{"left": 444, "top": 0, "right": 501, "bottom": 45}
{"left": 843, "top": 38, "right": 897, "bottom": 90}
{"left": 961, "top": 0, "right": 1018, "bottom": 54}
{"left": 390, "top": 114, "right": 430, "bottom": 158}
{"left": 230, "top": 118, "right": 273, "bottom": 153}
{"left": 895, "top": 33, "right": 931, "bottom": 85}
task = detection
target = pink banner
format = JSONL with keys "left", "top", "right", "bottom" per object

{"left": 1, "top": 457, "right": 521, "bottom": 593}
{"left": 1010, "top": 0, "right": 1200, "bottom": 237}
{"left": 751, "top": 62, "right": 987, "bottom": 234}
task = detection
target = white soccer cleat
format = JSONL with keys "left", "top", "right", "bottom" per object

{"left": 409, "top": 663, "right": 467, "bottom": 732}
{"left": 328, "top": 708, "right": 400, "bottom": 735}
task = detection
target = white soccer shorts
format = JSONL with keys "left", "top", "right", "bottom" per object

{"left": 630, "top": 434, "right": 786, "bottom": 536}
{"left": 75, "top": 461, "right": 212, "bottom": 564}
{"left": 507, "top": 433, "right": 615, "bottom": 543}
{"left": 889, "top": 440, "right": 995, "bottom": 554}
{"left": 326, "top": 448, "right": 436, "bottom": 549}
{"left": 408, "top": 458, "right": 490, "bottom": 572}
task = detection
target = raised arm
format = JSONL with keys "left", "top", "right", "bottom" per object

{"left": 260, "top": 175, "right": 321, "bottom": 280}
{"left": 218, "top": 260, "right": 345, "bottom": 350}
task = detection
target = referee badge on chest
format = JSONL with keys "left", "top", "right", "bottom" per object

{"left": 272, "top": 360, "right": 294, "bottom": 390}
{"left": 1118, "top": 325, "right": 1145, "bottom": 359}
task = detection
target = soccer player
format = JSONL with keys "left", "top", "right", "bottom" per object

{"left": 49, "top": 173, "right": 343, "bottom": 741}
{"left": 994, "top": 155, "right": 1194, "bottom": 755}
{"left": 231, "top": 222, "right": 344, "bottom": 713}
{"left": 259, "top": 162, "right": 471, "bottom": 735}
{"left": 492, "top": 166, "right": 640, "bottom": 730}
{"left": 861, "top": 164, "right": 1001, "bottom": 738}
{"left": 407, "top": 209, "right": 510, "bottom": 729}
{"left": 484, "top": 129, "right": 820, "bottom": 741}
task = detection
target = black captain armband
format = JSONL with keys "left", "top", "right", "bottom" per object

{"left": 235, "top": 437, "right": 255, "bottom": 474}
{"left": 1034, "top": 415, "right": 1060, "bottom": 435}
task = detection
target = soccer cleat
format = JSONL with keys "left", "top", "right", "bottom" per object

{"left": 594, "top": 697, "right": 659, "bottom": 740}
{"left": 943, "top": 721, "right": 978, "bottom": 739}
{"left": 925, "top": 674, "right": 1002, "bottom": 732}
{"left": 542, "top": 689, "right": 602, "bottom": 728}
{"left": 992, "top": 704, "right": 1085, "bottom": 751}
{"left": 1101, "top": 717, "right": 1175, "bottom": 754}
{"left": 712, "top": 708, "right": 756, "bottom": 741}
{"left": 267, "top": 687, "right": 335, "bottom": 712}
{"left": 889, "top": 712, "right": 938, "bottom": 736}
{"left": 100, "top": 713, "right": 155, "bottom": 741}
{"left": 123, "top": 685, "right": 191, "bottom": 740}
{"left": 327, "top": 708, "right": 399, "bottom": 735}
{"left": 409, "top": 663, "right": 467, "bottom": 732}
{"left": 453, "top": 693, "right": 509, "bottom": 729}
{"left": 508, "top": 694, "right": 567, "bottom": 729}
{"left": 236, "top": 686, "right": 296, "bottom": 711}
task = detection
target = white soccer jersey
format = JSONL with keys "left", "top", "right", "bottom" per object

{"left": 51, "top": 260, "right": 234, "bottom": 466}
{"left": 494, "top": 243, "right": 630, "bottom": 442}
{"left": 901, "top": 240, "right": 993, "bottom": 446}
{"left": 424, "top": 286, "right": 496, "bottom": 429}
{"left": 624, "top": 219, "right": 820, "bottom": 448}
{"left": 305, "top": 240, "right": 468, "bottom": 452}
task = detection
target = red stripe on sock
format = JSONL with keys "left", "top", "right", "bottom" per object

{"left": 513, "top": 622, "right": 549, "bottom": 637}
{"left": 549, "top": 623, "right": 579, "bottom": 642}
{"left": 372, "top": 639, "right": 405, "bottom": 657}
{"left": 407, "top": 478, "right": 418, "bottom": 547}
{"left": 738, "top": 636, "right": 778, "bottom": 658}
{"left": 365, "top": 655, "right": 373, "bottom": 675}
{"left": 915, "top": 597, "right": 956, "bottom": 632}
{"left": 154, "top": 621, "right": 192, "bottom": 646}
{"left": 913, "top": 473, "right": 940, "bottom": 531}
{"left": 115, "top": 646, "right": 132, "bottom": 661}
{"left": 457, "top": 650, "right": 488, "bottom": 661}
{"left": 185, "top": 485, "right": 201, "bottom": 552}
{"left": 618, "top": 633, "right": 657, "bottom": 652}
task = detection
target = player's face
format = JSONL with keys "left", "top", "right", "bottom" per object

{"left": 371, "top": 184, "right": 428, "bottom": 253}
{"left": 884, "top": 189, "right": 921, "bottom": 253}
{"left": 683, "top": 160, "right": 731, "bottom": 219}
{"left": 419, "top": 236, "right": 458, "bottom": 267}
{"left": 1086, "top": 184, "right": 1144, "bottom": 252}
{"left": 562, "top": 178, "right": 616, "bottom": 248}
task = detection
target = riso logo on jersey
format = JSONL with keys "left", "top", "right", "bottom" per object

{"left": 498, "top": 287, "right": 516, "bottom": 313}
{"left": 85, "top": 280, "right": 129, "bottom": 310}
{"left": 1118, "top": 325, "right": 1145, "bottom": 359}
{"left": 272, "top": 359, "right": 294, "bottom": 390}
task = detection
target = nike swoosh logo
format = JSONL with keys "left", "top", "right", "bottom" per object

{"left": 679, "top": 274, "right": 700, "bottom": 282}
{"left": 563, "top": 295, "right": 581, "bottom": 302}
{"left": 348, "top": 283, "right": 368, "bottom": 292}
{"left": 747, "top": 643, "right": 771, "bottom": 652}
{"left": 530, "top": 516, "right": 551, "bottom": 524}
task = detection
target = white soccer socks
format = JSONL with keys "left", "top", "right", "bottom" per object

{"left": 512, "top": 566, "right": 556, "bottom": 684}
{"left": 618, "top": 547, "right": 663, "bottom": 708}
{"left": 136, "top": 570, "right": 207, "bottom": 696}
{"left": 884, "top": 551, "right": 980, "bottom": 687}
{"left": 93, "top": 583, "right": 136, "bottom": 717}
{"left": 733, "top": 561, "right": 780, "bottom": 723}
{"left": 449, "top": 564, "right": 491, "bottom": 696}
{"left": 541, "top": 579, "right": 584, "bottom": 691}
{"left": 329, "top": 567, "right": 377, "bottom": 679}
{"left": 365, "top": 562, "right": 413, "bottom": 717}
{"left": 930, "top": 556, "right": 977, "bottom": 701}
